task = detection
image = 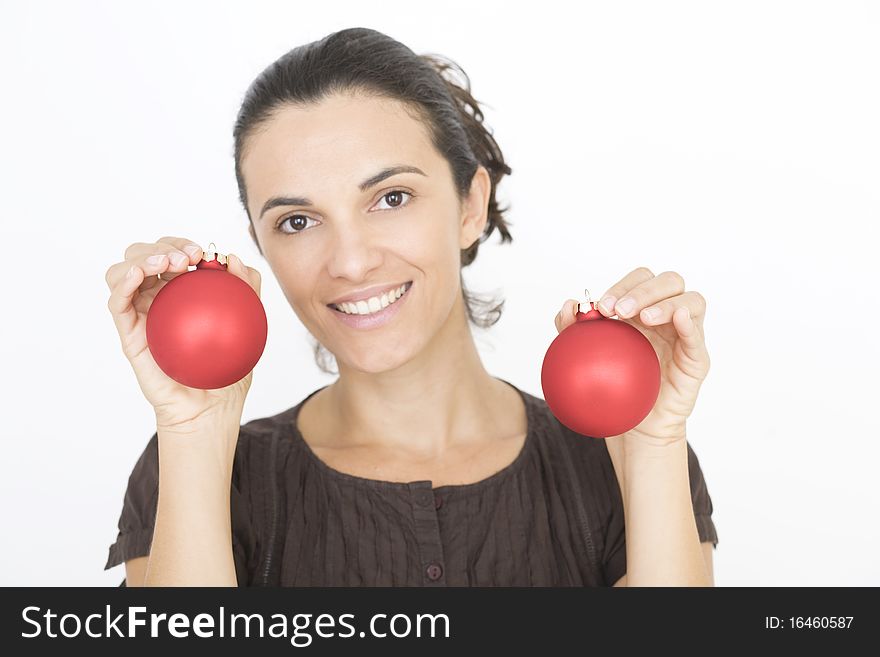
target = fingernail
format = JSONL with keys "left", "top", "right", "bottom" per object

{"left": 147, "top": 254, "right": 167, "bottom": 265}
{"left": 169, "top": 252, "right": 187, "bottom": 267}
{"left": 184, "top": 245, "right": 202, "bottom": 259}
{"left": 616, "top": 297, "right": 636, "bottom": 317}
{"left": 642, "top": 306, "right": 660, "bottom": 321}
{"left": 126, "top": 265, "right": 137, "bottom": 278}
{"left": 599, "top": 296, "right": 617, "bottom": 313}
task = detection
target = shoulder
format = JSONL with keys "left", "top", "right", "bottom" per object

{"left": 233, "top": 396, "right": 311, "bottom": 476}
{"left": 520, "top": 388, "right": 616, "bottom": 468}
{"left": 518, "top": 387, "right": 620, "bottom": 500}
{"left": 522, "top": 389, "right": 718, "bottom": 544}
{"left": 237, "top": 385, "right": 326, "bottom": 447}
{"left": 231, "top": 386, "right": 332, "bottom": 484}
{"left": 516, "top": 387, "right": 624, "bottom": 583}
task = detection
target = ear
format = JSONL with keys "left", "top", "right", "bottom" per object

{"left": 459, "top": 165, "right": 491, "bottom": 251}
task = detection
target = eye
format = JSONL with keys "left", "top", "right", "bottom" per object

{"left": 275, "top": 214, "right": 319, "bottom": 235}
{"left": 373, "top": 189, "right": 414, "bottom": 211}
{"left": 274, "top": 190, "right": 414, "bottom": 236}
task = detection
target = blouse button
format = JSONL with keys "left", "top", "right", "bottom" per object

{"left": 416, "top": 490, "right": 433, "bottom": 507}
{"left": 425, "top": 562, "right": 444, "bottom": 581}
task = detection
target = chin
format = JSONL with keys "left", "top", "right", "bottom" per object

{"left": 332, "top": 342, "right": 411, "bottom": 375}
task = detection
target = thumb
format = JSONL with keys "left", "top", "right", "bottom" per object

{"left": 228, "top": 254, "right": 262, "bottom": 298}
{"left": 554, "top": 298, "right": 580, "bottom": 334}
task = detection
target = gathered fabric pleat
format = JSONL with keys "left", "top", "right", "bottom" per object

{"left": 105, "top": 380, "right": 719, "bottom": 587}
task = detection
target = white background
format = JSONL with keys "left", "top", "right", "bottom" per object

{"left": 1, "top": 0, "right": 877, "bottom": 586}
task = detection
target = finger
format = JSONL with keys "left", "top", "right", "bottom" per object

{"left": 638, "top": 290, "right": 706, "bottom": 326}
{"left": 106, "top": 263, "right": 147, "bottom": 339}
{"left": 597, "top": 267, "right": 656, "bottom": 317}
{"left": 607, "top": 270, "right": 684, "bottom": 320}
{"left": 131, "top": 251, "right": 189, "bottom": 287}
{"left": 671, "top": 306, "right": 710, "bottom": 366}
{"left": 554, "top": 299, "right": 580, "bottom": 334}
{"left": 122, "top": 238, "right": 200, "bottom": 265}
{"left": 151, "top": 237, "right": 203, "bottom": 282}
{"left": 156, "top": 236, "right": 204, "bottom": 265}
{"left": 228, "top": 254, "right": 262, "bottom": 298}
{"left": 111, "top": 239, "right": 202, "bottom": 290}
{"left": 105, "top": 254, "right": 163, "bottom": 293}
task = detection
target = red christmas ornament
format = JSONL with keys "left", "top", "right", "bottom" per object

{"left": 541, "top": 293, "right": 661, "bottom": 438}
{"left": 146, "top": 243, "right": 268, "bottom": 390}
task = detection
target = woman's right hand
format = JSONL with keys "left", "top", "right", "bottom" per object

{"left": 105, "top": 236, "right": 263, "bottom": 431}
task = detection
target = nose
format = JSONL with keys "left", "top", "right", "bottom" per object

{"left": 325, "top": 218, "right": 384, "bottom": 282}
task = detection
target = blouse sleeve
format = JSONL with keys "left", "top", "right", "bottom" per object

{"left": 104, "top": 431, "right": 160, "bottom": 577}
{"left": 687, "top": 441, "right": 719, "bottom": 549}
{"left": 104, "top": 429, "right": 260, "bottom": 586}
{"left": 601, "top": 440, "right": 719, "bottom": 586}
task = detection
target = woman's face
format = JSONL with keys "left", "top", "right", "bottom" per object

{"left": 240, "top": 91, "right": 488, "bottom": 374}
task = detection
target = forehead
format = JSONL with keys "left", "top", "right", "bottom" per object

{"left": 240, "top": 92, "right": 439, "bottom": 208}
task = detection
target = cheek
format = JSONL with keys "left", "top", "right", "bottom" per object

{"left": 399, "top": 207, "right": 462, "bottom": 273}
{"left": 269, "top": 250, "right": 320, "bottom": 307}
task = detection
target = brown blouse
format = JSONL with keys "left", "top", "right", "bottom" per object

{"left": 105, "top": 379, "right": 718, "bottom": 586}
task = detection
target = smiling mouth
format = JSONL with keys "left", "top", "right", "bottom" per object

{"left": 327, "top": 281, "right": 413, "bottom": 316}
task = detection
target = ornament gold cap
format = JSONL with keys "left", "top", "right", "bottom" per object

{"left": 578, "top": 288, "right": 593, "bottom": 314}
{"left": 203, "top": 242, "right": 228, "bottom": 266}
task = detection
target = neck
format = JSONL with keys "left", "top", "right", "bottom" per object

{"left": 324, "top": 294, "right": 506, "bottom": 458}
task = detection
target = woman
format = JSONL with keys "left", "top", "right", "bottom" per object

{"left": 104, "top": 27, "right": 717, "bottom": 586}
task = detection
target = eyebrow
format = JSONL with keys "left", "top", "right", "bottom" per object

{"left": 258, "top": 165, "right": 427, "bottom": 220}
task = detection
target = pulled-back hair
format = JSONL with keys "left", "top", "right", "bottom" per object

{"left": 233, "top": 27, "right": 513, "bottom": 374}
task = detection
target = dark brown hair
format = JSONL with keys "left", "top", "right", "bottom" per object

{"left": 233, "top": 27, "right": 513, "bottom": 374}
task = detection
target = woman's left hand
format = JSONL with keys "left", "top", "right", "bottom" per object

{"left": 554, "top": 267, "right": 711, "bottom": 447}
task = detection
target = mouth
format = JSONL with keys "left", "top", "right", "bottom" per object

{"left": 327, "top": 281, "right": 413, "bottom": 317}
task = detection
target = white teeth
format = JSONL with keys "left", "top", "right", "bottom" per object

{"left": 333, "top": 283, "right": 410, "bottom": 315}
